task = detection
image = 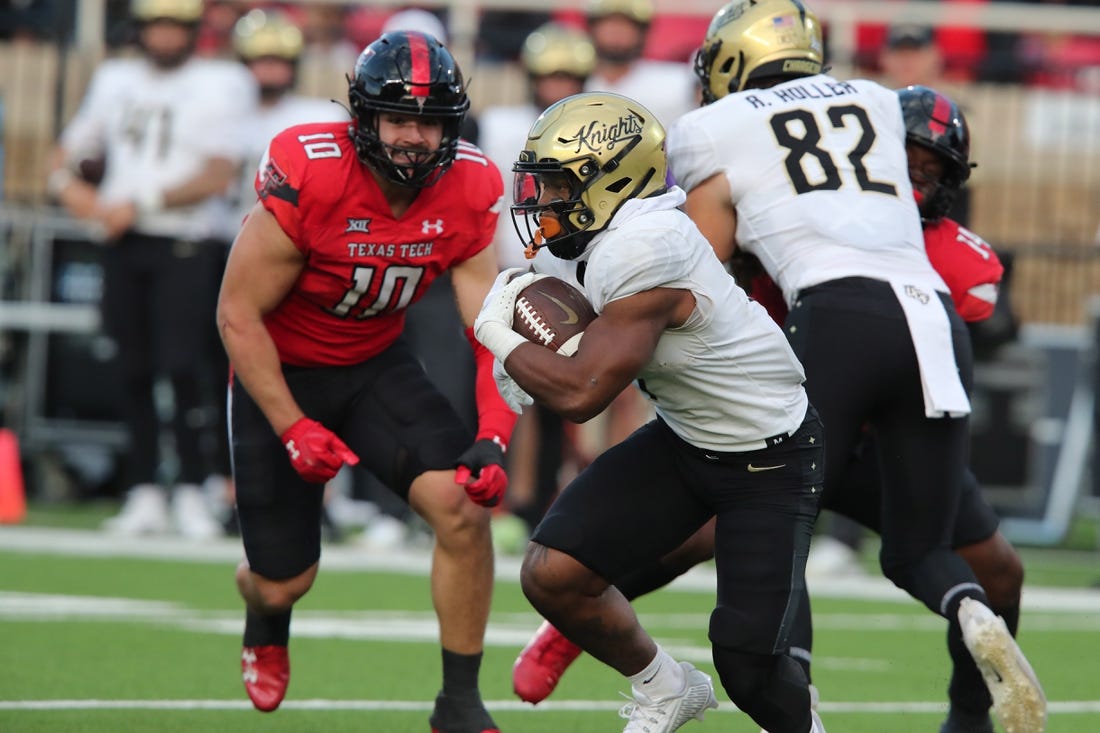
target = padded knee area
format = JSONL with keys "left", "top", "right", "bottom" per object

{"left": 712, "top": 646, "right": 810, "bottom": 733}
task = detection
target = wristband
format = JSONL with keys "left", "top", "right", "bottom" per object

{"left": 476, "top": 320, "right": 528, "bottom": 363}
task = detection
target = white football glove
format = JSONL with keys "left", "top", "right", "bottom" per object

{"left": 493, "top": 358, "right": 533, "bottom": 414}
{"left": 474, "top": 268, "right": 547, "bottom": 362}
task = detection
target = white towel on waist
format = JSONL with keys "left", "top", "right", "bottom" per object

{"left": 889, "top": 280, "right": 971, "bottom": 418}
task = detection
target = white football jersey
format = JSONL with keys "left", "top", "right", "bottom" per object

{"left": 478, "top": 104, "right": 540, "bottom": 270}
{"left": 534, "top": 189, "right": 808, "bottom": 452}
{"left": 586, "top": 59, "right": 699, "bottom": 129}
{"left": 60, "top": 57, "right": 257, "bottom": 240}
{"left": 220, "top": 94, "right": 351, "bottom": 238}
{"left": 667, "top": 74, "right": 947, "bottom": 304}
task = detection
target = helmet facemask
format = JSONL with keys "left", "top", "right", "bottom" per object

{"left": 511, "top": 155, "right": 601, "bottom": 260}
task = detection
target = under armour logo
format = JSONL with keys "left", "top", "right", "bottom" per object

{"left": 242, "top": 649, "right": 258, "bottom": 683}
{"left": 904, "top": 285, "right": 930, "bottom": 304}
{"left": 345, "top": 218, "right": 371, "bottom": 233}
{"left": 421, "top": 219, "right": 444, "bottom": 235}
{"left": 285, "top": 440, "right": 300, "bottom": 461}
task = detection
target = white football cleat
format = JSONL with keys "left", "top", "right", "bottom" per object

{"left": 619, "top": 661, "right": 718, "bottom": 733}
{"left": 102, "top": 484, "right": 170, "bottom": 536}
{"left": 958, "top": 598, "right": 1047, "bottom": 733}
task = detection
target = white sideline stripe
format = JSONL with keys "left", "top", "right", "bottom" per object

{"left": 4, "top": 592, "right": 1100, "bottom": 634}
{"left": 2, "top": 699, "right": 1099, "bottom": 714}
{"left": 2, "top": 526, "right": 1100, "bottom": 611}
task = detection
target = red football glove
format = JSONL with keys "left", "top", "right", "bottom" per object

{"left": 280, "top": 417, "right": 359, "bottom": 484}
{"left": 454, "top": 437, "right": 508, "bottom": 507}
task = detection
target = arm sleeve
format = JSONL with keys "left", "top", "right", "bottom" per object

{"left": 466, "top": 327, "right": 518, "bottom": 446}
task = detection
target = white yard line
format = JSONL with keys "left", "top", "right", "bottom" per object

{"left": 1, "top": 699, "right": 1099, "bottom": 714}
{"left": 2, "top": 526, "right": 1100, "bottom": 611}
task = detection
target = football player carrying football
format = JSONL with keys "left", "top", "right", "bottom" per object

{"left": 474, "top": 91, "right": 826, "bottom": 733}
{"left": 216, "top": 31, "right": 515, "bottom": 733}
{"left": 509, "top": 3, "right": 1046, "bottom": 733}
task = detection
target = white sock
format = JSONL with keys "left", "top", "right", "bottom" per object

{"left": 629, "top": 645, "right": 685, "bottom": 701}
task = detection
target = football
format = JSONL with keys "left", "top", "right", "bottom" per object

{"left": 513, "top": 276, "right": 596, "bottom": 356}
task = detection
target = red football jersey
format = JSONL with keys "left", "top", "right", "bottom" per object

{"left": 748, "top": 217, "right": 1003, "bottom": 325}
{"left": 923, "top": 218, "right": 1003, "bottom": 322}
{"left": 255, "top": 122, "right": 503, "bottom": 366}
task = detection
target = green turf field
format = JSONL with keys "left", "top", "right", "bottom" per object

{"left": 1, "top": 515, "right": 1098, "bottom": 733}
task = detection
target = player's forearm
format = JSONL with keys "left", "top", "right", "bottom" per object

{"left": 159, "top": 157, "right": 238, "bottom": 209}
{"left": 218, "top": 311, "right": 304, "bottom": 436}
{"left": 505, "top": 344, "right": 622, "bottom": 423}
{"left": 466, "top": 328, "right": 517, "bottom": 444}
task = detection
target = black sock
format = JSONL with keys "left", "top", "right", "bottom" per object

{"left": 945, "top": 591, "right": 993, "bottom": 716}
{"left": 441, "top": 649, "right": 482, "bottom": 696}
{"left": 243, "top": 608, "right": 291, "bottom": 647}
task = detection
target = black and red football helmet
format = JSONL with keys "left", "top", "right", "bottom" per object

{"left": 347, "top": 31, "right": 470, "bottom": 188}
{"left": 898, "top": 85, "right": 974, "bottom": 222}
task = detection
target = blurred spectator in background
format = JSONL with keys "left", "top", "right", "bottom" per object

{"left": 583, "top": 0, "right": 697, "bottom": 128}
{"left": 229, "top": 7, "right": 348, "bottom": 225}
{"left": 880, "top": 24, "right": 944, "bottom": 89}
{"left": 1019, "top": 23, "right": 1100, "bottom": 92}
{"left": 194, "top": 0, "right": 244, "bottom": 58}
{"left": 476, "top": 9, "right": 552, "bottom": 62}
{"left": 46, "top": 0, "right": 256, "bottom": 539}
{"left": 298, "top": 1, "right": 358, "bottom": 71}
{"left": 477, "top": 22, "right": 596, "bottom": 540}
{"left": 0, "top": 0, "right": 55, "bottom": 41}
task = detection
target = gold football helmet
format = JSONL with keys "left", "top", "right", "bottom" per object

{"left": 130, "top": 0, "right": 203, "bottom": 23}
{"left": 511, "top": 92, "right": 667, "bottom": 260}
{"left": 521, "top": 23, "right": 596, "bottom": 79}
{"left": 585, "top": 0, "right": 653, "bottom": 25}
{"left": 695, "top": 0, "right": 824, "bottom": 104}
{"left": 233, "top": 9, "right": 304, "bottom": 62}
